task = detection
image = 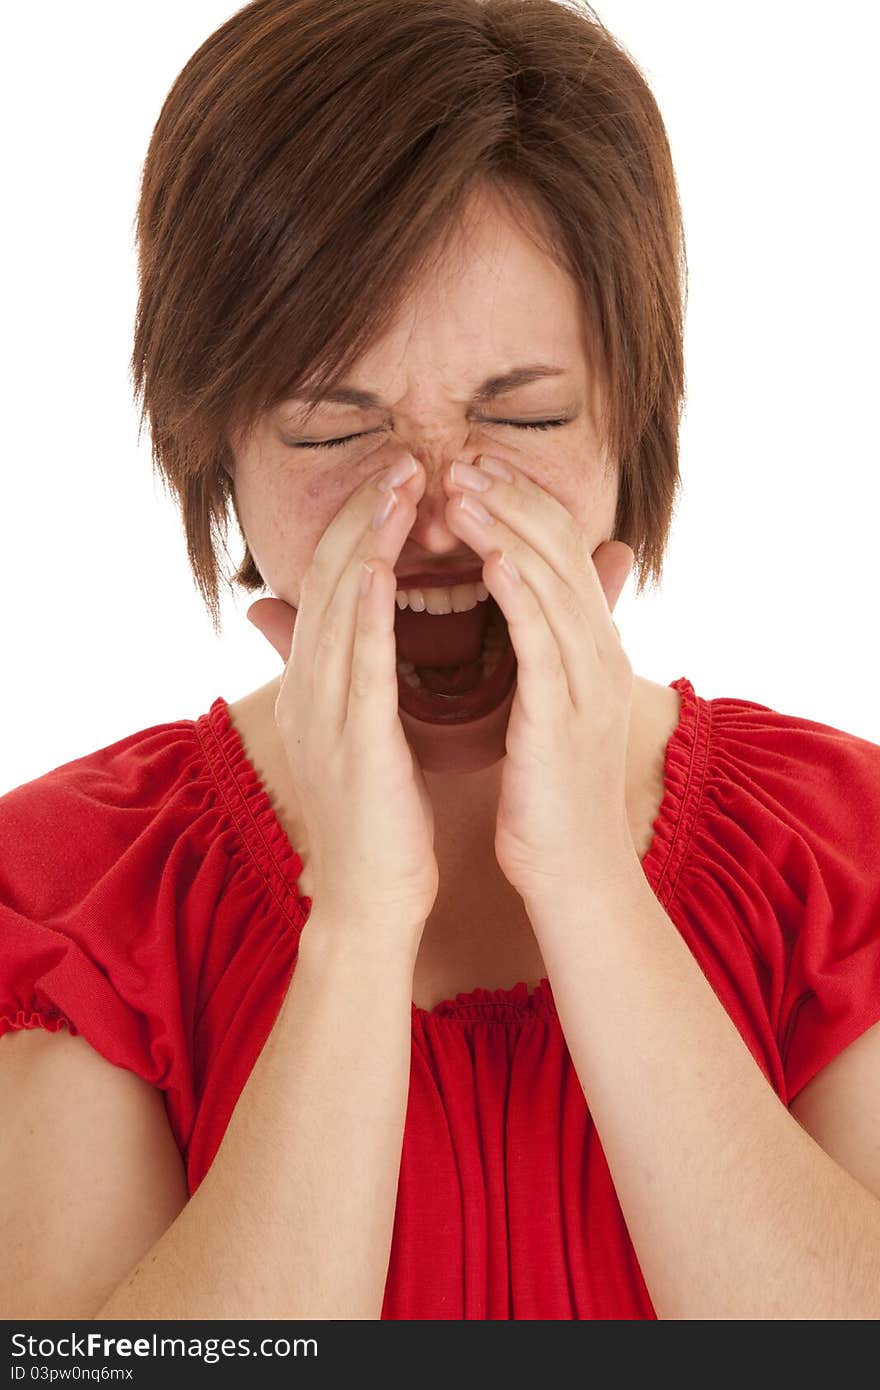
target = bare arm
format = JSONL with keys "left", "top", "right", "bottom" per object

{"left": 94, "top": 457, "right": 435, "bottom": 1321}
{"left": 95, "top": 913, "right": 418, "bottom": 1321}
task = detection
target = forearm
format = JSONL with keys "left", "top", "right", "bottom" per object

{"left": 530, "top": 871, "right": 880, "bottom": 1320}
{"left": 95, "top": 914, "right": 418, "bottom": 1320}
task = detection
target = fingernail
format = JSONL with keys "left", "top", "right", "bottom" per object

{"left": 372, "top": 489, "right": 398, "bottom": 529}
{"left": 499, "top": 551, "right": 521, "bottom": 583}
{"left": 458, "top": 493, "right": 494, "bottom": 525}
{"left": 478, "top": 456, "right": 513, "bottom": 482}
{"left": 450, "top": 459, "right": 492, "bottom": 492}
{"left": 376, "top": 453, "right": 418, "bottom": 492}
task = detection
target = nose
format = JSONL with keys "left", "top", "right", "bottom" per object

{"left": 396, "top": 444, "right": 482, "bottom": 562}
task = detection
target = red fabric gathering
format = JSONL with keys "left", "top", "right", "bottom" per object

{"left": 2, "top": 676, "right": 879, "bottom": 1319}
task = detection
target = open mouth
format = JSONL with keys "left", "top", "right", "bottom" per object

{"left": 394, "top": 594, "right": 517, "bottom": 725}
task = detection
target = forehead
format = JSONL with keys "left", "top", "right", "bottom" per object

{"left": 403, "top": 191, "right": 582, "bottom": 343}
{"left": 350, "top": 215, "right": 583, "bottom": 397}
{"left": 285, "top": 362, "right": 572, "bottom": 411}
{"left": 273, "top": 185, "right": 594, "bottom": 427}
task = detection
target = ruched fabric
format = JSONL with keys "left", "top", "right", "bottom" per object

{"left": 2, "top": 676, "right": 879, "bottom": 1319}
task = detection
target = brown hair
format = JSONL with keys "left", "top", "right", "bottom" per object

{"left": 131, "top": 0, "right": 687, "bottom": 633}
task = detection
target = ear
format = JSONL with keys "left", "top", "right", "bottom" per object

{"left": 246, "top": 597, "right": 296, "bottom": 662}
{"left": 590, "top": 541, "right": 635, "bottom": 614}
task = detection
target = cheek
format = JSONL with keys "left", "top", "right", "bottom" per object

{"left": 239, "top": 467, "right": 365, "bottom": 593}
{"left": 526, "top": 440, "right": 611, "bottom": 516}
{"left": 303, "top": 471, "right": 349, "bottom": 503}
{"left": 529, "top": 454, "right": 617, "bottom": 547}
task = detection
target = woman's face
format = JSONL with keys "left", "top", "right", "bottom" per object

{"left": 229, "top": 184, "right": 617, "bottom": 606}
{"left": 228, "top": 184, "right": 619, "bottom": 772}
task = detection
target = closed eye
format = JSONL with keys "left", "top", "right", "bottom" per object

{"left": 286, "top": 418, "right": 572, "bottom": 450}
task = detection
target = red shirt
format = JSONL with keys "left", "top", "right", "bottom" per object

{"left": 2, "top": 676, "right": 880, "bottom": 1319}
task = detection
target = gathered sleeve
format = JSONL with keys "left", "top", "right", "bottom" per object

{"left": 771, "top": 716, "right": 880, "bottom": 1101}
{"left": 667, "top": 692, "right": 880, "bottom": 1106}
{"left": 0, "top": 711, "right": 304, "bottom": 1172}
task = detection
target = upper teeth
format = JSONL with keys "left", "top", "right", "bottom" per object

{"left": 395, "top": 581, "right": 489, "bottom": 614}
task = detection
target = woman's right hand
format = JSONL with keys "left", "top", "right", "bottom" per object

{"left": 247, "top": 455, "right": 439, "bottom": 949}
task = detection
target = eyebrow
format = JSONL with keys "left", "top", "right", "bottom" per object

{"left": 286, "top": 363, "right": 569, "bottom": 409}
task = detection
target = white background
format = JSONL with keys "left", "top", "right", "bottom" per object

{"left": 2, "top": 0, "right": 877, "bottom": 796}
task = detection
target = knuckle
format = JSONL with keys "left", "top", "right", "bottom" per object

{"left": 349, "top": 663, "right": 372, "bottom": 701}
{"left": 504, "top": 534, "right": 526, "bottom": 569}
{"left": 550, "top": 656, "right": 567, "bottom": 687}
{"left": 504, "top": 485, "right": 525, "bottom": 521}
{"left": 564, "top": 523, "right": 583, "bottom": 569}
{"left": 315, "top": 617, "right": 341, "bottom": 656}
{"left": 558, "top": 583, "right": 581, "bottom": 622}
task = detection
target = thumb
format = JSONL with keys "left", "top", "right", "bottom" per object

{"left": 246, "top": 597, "right": 298, "bottom": 663}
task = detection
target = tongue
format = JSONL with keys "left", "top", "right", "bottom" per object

{"left": 394, "top": 603, "right": 490, "bottom": 696}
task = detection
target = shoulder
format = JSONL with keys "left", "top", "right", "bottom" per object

{"left": 0, "top": 700, "right": 229, "bottom": 1084}
{"left": 702, "top": 684, "right": 880, "bottom": 856}
{"left": 0, "top": 708, "right": 216, "bottom": 905}
{"left": 0, "top": 700, "right": 258, "bottom": 951}
{"left": 669, "top": 677, "right": 880, "bottom": 959}
{"left": 675, "top": 681, "right": 880, "bottom": 1105}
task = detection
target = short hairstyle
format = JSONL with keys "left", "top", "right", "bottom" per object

{"left": 131, "top": 0, "right": 687, "bottom": 633}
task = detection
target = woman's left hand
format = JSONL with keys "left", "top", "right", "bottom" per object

{"left": 445, "top": 453, "right": 639, "bottom": 913}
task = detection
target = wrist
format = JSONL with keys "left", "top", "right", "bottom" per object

{"left": 299, "top": 906, "right": 424, "bottom": 972}
{"left": 524, "top": 860, "right": 646, "bottom": 937}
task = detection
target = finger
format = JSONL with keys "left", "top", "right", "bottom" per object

{"left": 446, "top": 487, "right": 587, "bottom": 713}
{"left": 317, "top": 481, "right": 420, "bottom": 737}
{"left": 288, "top": 457, "right": 422, "bottom": 737}
{"left": 447, "top": 470, "right": 633, "bottom": 710}
{"left": 447, "top": 455, "right": 620, "bottom": 646}
{"left": 481, "top": 547, "right": 573, "bottom": 721}
{"left": 347, "top": 554, "right": 405, "bottom": 749}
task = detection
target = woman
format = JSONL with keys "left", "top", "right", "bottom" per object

{"left": 2, "top": 0, "right": 880, "bottom": 1322}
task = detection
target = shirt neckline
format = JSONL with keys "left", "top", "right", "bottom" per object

{"left": 196, "top": 676, "right": 708, "bottom": 1023}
